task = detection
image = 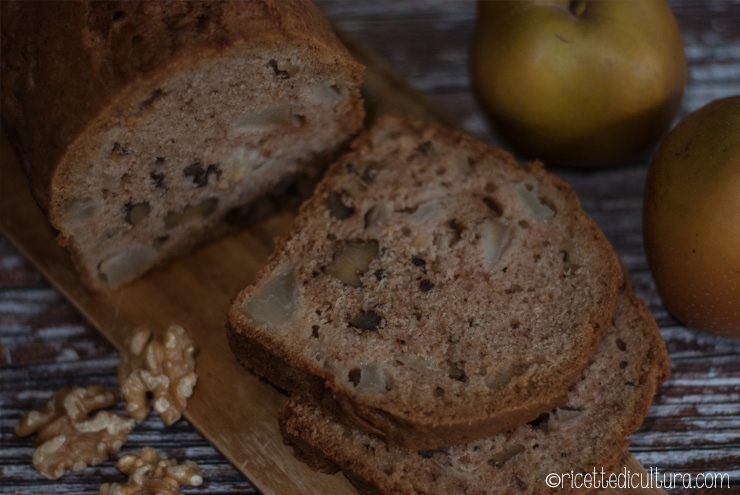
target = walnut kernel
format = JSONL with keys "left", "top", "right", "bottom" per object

{"left": 118, "top": 325, "right": 198, "bottom": 425}
{"left": 14, "top": 385, "right": 135, "bottom": 480}
{"left": 99, "top": 447, "right": 203, "bottom": 495}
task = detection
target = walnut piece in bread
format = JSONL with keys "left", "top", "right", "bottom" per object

{"left": 118, "top": 325, "right": 197, "bottom": 425}
{"left": 228, "top": 114, "right": 624, "bottom": 449}
{"left": 99, "top": 447, "right": 203, "bottom": 495}
{"left": 0, "top": 0, "right": 365, "bottom": 291}
{"left": 14, "top": 385, "right": 135, "bottom": 480}
{"left": 279, "top": 290, "right": 671, "bottom": 495}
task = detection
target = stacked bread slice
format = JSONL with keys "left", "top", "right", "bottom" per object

{"left": 227, "top": 114, "right": 670, "bottom": 494}
{"left": 280, "top": 289, "right": 670, "bottom": 495}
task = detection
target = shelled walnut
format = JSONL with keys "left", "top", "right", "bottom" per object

{"left": 118, "top": 325, "right": 198, "bottom": 425}
{"left": 99, "top": 447, "right": 203, "bottom": 495}
{"left": 14, "top": 385, "right": 135, "bottom": 480}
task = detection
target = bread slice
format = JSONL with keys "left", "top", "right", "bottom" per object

{"left": 280, "top": 289, "right": 671, "bottom": 495}
{"left": 227, "top": 114, "right": 624, "bottom": 449}
{"left": 0, "top": 0, "right": 364, "bottom": 291}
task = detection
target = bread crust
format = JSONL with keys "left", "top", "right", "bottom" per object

{"left": 279, "top": 288, "right": 671, "bottom": 495}
{"left": 1, "top": 0, "right": 365, "bottom": 290}
{"left": 228, "top": 114, "right": 624, "bottom": 449}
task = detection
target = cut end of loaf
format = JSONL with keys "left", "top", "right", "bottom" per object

{"left": 50, "top": 44, "right": 364, "bottom": 291}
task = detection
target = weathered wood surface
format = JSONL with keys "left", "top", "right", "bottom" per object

{"left": 1, "top": 1, "right": 739, "bottom": 494}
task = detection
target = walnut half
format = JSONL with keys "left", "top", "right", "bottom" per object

{"left": 99, "top": 447, "right": 203, "bottom": 495}
{"left": 14, "top": 385, "right": 135, "bottom": 480}
{"left": 118, "top": 325, "right": 198, "bottom": 425}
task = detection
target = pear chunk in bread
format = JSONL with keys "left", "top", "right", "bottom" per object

{"left": 227, "top": 114, "right": 623, "bottom": 449}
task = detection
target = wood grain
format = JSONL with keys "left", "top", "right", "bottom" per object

{"left": 1, "top": 1, "right": 739, "bottom": 494}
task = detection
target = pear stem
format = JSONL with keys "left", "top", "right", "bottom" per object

{"left": 569, "top": 0, "right": 587, "bottom": 17}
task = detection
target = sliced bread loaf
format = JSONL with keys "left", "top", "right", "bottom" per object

{"left": 279, "top": 289, "right": 671, "bottom": 495}
{"left": 227, "top": 113, "right": 623, "bottom": 449}
{"left": 0, "top": 0, "right": 364, "bottom": 291}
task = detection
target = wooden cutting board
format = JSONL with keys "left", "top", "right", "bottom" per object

{"left": 0, "top": 31, "right": 666, "bottom": 495}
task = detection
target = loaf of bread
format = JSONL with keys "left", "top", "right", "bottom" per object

{"left": 0, "top": 0, "right": 364, "bottom": 291}
{"left": 227, "top": 114, "right": 624, "bottom": 449}
{"left": 279, "top": 289, "right": 671, "bottom": 495}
